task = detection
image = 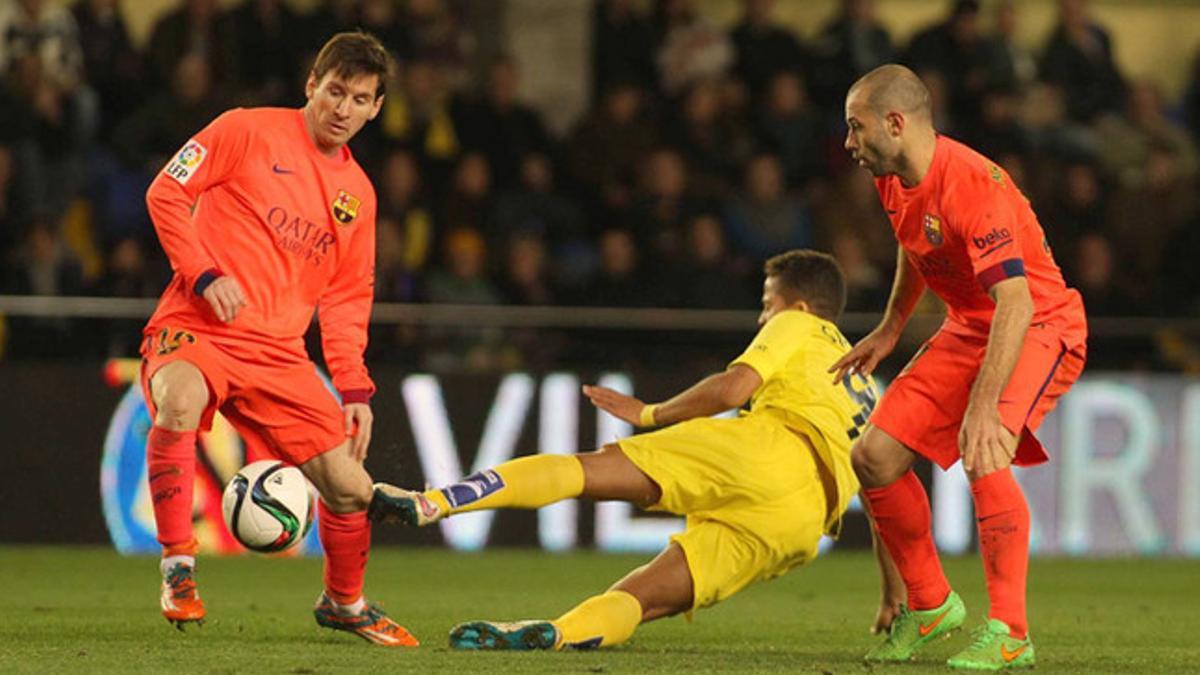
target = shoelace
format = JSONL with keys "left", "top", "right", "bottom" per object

{"left": 964, "top": 624, "right": 1003, "bottom": 651}
{"left": 364, "top": 604, "right": 401, "bottom": 635}
{"left": 165, "top": 566, "right": 197, "bottom": 599}
{"left": 886, "top": 605, "right": 913, "bottom": 639}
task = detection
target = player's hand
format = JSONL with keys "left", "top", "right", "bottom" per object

{"left": 958, "top": 403, "right": 1014, "bottom": 476}
{"left": 828, "top": 326, "right": 899, "bottom": 384}
{"left": 344, "top": 403, "right": 374, "bottom": 462}
{"left": 583, "top": 384, "right": 645, "bottom": 427}
{"left": 202, "top": 276, "right": 248, "bottom": 323}
{"left": 872, "top": 595, "right": 903, "bottom": 635}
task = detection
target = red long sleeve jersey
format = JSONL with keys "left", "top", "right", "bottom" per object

{"left": 145, "top": 107, "right": 377, "bottom": 398}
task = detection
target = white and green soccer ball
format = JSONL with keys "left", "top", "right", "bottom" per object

{"left": 221, "top": 460, "right": 314, "bottom": 553}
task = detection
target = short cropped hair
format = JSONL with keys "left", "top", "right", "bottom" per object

{"left": 764, "top": 249, "right": 847, "bottom": 322}
{"left": 311, "top": 32, "right": 391, "bottom": 98}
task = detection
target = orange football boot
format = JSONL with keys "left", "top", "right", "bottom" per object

{"left": 160, "top": 563, "right": 206, "bottom": 628}
{"left": 314, "top": 593, "right": 419, "bottom": 647}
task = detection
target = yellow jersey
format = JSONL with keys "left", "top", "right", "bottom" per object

{"left": 729, "top": 309, "right": 878, "bottom": 533}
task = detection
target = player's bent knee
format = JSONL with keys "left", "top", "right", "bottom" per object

{"left": 319, "top": 488, "right": 371, "bottom": 514}
{"left": 851, "top": 441, "right": 886, "bottom": 488}
{"left": 579, "top": 444, "right": 661, "bottom": 508}
{"left": 301, "top": 446, "right": 373, "bottom": 513}
{"left": 150, "top": 365, "right": 208, "bottom": 430}
{"left": 851, "top": 429, "right": 915, "bottom": 488}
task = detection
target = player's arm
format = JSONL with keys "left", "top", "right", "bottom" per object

{"left": 960, "top": 275, "right": 1033, "bottom": 475}
{"left": 587, "top": 312, "right": 812, "bottom": 427}
{"left": 863, "top": 493, "right": 906, "bottom": 633}
{"left": 958, "top": 194, "right": 1033, "bottom": 475}
{"left": 146, "top": 109, "right": 251, "bottom": 321}
{"left": 829, "top": 246, "right": 925, "bottom": 383}
{"left": 584, "top": 365, "right": 762, "bottom": 428}
{"left": 317, "top": 208, "right": 377, "bottom": 461}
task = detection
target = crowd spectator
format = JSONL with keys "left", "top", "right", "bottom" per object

{"left": 590, "top": 0, "right": 657, "bottom": 103}
{"left": 730, "top": 0, "right": 806, "bottom": 101}
{"left": 903, "top": 0, "right": 989, "bottom": 128}
{"left": 628, "top": 147, "right": 702, "bottom": 269}
{"left": 755, "top": 71, "right": 826, "bottom": 190}
{"left": 663, "top": 78, "right": 748, "bottom": 196}
{"left": 578, "top": 227, "right": 645, "bottom": 308}
{"left": 654, "top": 0, "right": 734, "bottom": 96}
{"left": 808, "top": 0, "right": 894, "bottom": 111}
{"left": 676, "top": 213, "right": 753, "bottom": 310}
{"left": 724, "top": 153, "right": 812, "bottom": 264}
{"left": 1039, "top": 0, "right": 1125, "bottom": 123}
{"left": 145, "top": 0, "right": 234, "bottom": 89}
{"left": 224, "top": 0, "right": 306, "bottom": 106}
{"left": 442, "top": 151, "right": 495, "bottom": 237}
{"left": 979, "top": 0, "right": 1036, "bottom": 92}
{"left": 494, "top": 152, "right": 589, "bottom": 281}
{"left": 452, "top": 56, "right": 551, "bottom": 189}
{"left": 71, "top": 0, "right": 142, "bottom": 138}
{"left": 566, "top": 81, "right": 657, "bottom": 219}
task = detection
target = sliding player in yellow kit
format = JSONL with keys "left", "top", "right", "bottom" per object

{"left": 368, "top": 249, "right": 880, "bottom": 650}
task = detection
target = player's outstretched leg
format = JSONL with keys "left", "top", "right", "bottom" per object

{"left": 449, "top": 542, "right": 689, "bottom": 651}
{"left": 303, "top": 446, "right": 418, "bottom": 647}
{"left": 369, "top": 454, "right": 586, "bottom": 526}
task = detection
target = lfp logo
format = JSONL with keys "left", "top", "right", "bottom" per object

{"left": 99, "top": 359, "right": 323, "bottom": 556}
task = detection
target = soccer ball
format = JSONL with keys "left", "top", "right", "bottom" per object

{"left": 221, "top": 460, "right": 314, "bottom": 553}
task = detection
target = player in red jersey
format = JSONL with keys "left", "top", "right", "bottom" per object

{"left": 140, "top": 32, "right": 417, "bottom": 647}
{"left": 833, "top": 65, "right": 1086, "bottom": 670}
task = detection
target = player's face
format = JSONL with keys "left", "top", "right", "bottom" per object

{"left": 844, "top": 93, "right": 899, "bottom": 177}
{"left": 304, "top": 71, "right": 384, "bottom": 152}
{"left": 758, "top": 276, "right": 791, "bottom": 326}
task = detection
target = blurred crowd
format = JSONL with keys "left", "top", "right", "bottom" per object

{"left": 2, "top": 0, "right": 1199, "bottom": 368}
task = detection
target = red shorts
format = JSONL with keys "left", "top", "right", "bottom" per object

{"left": 870, "top": 325, "right": 1085, "bottom": 470}
{"left": 139, "top": 325, "right": 347, "bottom": 465}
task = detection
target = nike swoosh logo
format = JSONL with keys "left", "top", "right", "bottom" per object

{"left": 1001, "top": 643, "right": 1028, "bottom": 662}
{"left": 149, "top": 467, "right": 181, "bottom": 482}
{"left": 918, "top": 609, "right": 950, "bottom": 636}
{"left": 272, "top": 164, "right": 295, "bottom": 174}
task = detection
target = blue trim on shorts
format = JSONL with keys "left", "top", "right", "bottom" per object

{"left": 1024, "top": 343, "right": 1067, "bottom": 423}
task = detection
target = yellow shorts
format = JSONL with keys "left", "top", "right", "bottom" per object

{"left": 617, "top": 414, "right": 827, "bottom": 611}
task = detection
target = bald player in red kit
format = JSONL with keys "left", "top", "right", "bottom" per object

{"left": 140, "top": 32, "right": 417, "bottom": 647}
{"left": 833, "top": 65, "right": 1086, "bottom": 670}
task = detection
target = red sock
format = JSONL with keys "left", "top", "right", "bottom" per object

{"left": 147, "top": 426, "right": 199, "bottom": 556}
{"left": 863, "top": 470, "right": 952, "bottom": 610}
{"left": 318, "top": 501, "right": 370, "bottom": 605}
{"left": 971, "top": 468, "right": 1030, "bottom": 639}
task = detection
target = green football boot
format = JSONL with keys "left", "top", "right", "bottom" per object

{"left": 864, "top": 590, "right": 967, "bottom": 662}
{"left": 947, "top": 618, "right": 1035, "bottom": 670}
{"left": 449, "top": 620, "right": 560, "bottom": 651}
{"left": 368, "top": 483, "right": 443, "bottom": 526}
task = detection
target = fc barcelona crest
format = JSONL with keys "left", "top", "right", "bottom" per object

{"left": 923, "top": 214, "right": 944, "bottom": 246}
{"left": 332, "top": 190, "right": 360, "bottom": 225}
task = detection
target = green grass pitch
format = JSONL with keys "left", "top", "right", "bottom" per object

{"left": 0, "top": 546, "right": 1195, "bottom": 673}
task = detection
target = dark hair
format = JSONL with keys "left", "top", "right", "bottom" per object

{"left": 764, "top": 249, "right": 847, "bottom": 322}
{"left": 311, "top": 31, "right": 391, "bottom": 98}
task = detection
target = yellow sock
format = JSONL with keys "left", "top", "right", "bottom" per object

{"left": 552, "top": 590, "right": 643, "bottom": 649}
{"left": 422, "top": 455, "right": 585, "bottom": 516}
